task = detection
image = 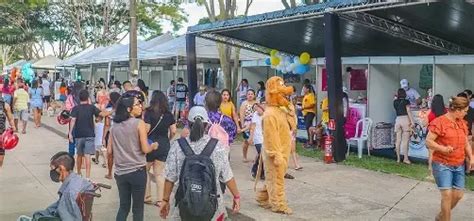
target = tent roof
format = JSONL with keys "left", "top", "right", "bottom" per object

{"left": 188, "top": 0, "right": 474, "bottom": 57}
{"left": 32, "top": 55, "right": 63, "bottom": 69}
{"left": 3, "top": 59, "right": 28, "bottom": 71}
{"left": 141, "top": 35, "right": 264, "bottom": 61}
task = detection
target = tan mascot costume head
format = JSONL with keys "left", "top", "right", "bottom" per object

{"left": 256, "top": 76, "right": 296, "bottom": 214}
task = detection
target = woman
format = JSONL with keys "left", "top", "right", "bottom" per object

{"left": 160, "top": 106, "right": 240, "bottom": 220}
{"left": 59, "top": 82, "right": 67, "bottom": 102}
{"left": 103, "top": 92, "right": 121, "bottom": 179}
{"left": 426, "top": 96, "right": 473, "bottom": 221}
{"left": 29, "top": 80, "right": 43, "bottom": 128}
{"left": 235, "top": 79, "right": 249, "bottom": 109}
{"left": 95, "top": 82, "right": 109, "bottom": 110}
{"left": 427, "top": 94, "right": 447, "bottom": 175}
{"left": 137, "top": 79, "right": 149, "bottom": 103}
{"left": 220, "top": 89, "right": 241, "bottom": 132}
{"left": 256, "top": 81, "right": 265, "bottom": 102}
{"left": 393, "top": 88, "right": 415, "bottom": 164}
{"left": 143, "top": 90, "right": 176, "bottom": 207}
{"left": 239, "top": 89, "right": 257, "bottom": 162}
{"left": 2, "top": 78, "right": 12, "bottom": 105}
{"left": 288, "top": 88, "right": 302, "bottom": 170}
{"left": 108, "top": 95, "right": 158, "bottom": 221}
{"left": 302, "top": 84, "right": 316, "bottom": 148}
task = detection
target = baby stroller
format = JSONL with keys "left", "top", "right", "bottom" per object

{"left": 36, "top": 183, "right": 111, "bottom": 221}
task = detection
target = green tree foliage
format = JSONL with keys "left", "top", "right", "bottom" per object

{"left": 419, "top": 64, "right": 433, "bottom": 90}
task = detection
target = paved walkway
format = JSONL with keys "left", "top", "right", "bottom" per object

{"left": 1, "top": 115, "right": 474, "bottom": 220}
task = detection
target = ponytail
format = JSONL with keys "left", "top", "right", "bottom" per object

{"left": 190, "top": 118, "right": 205, "bottom": 142}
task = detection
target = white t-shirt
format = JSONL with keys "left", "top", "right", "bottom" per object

{"left": 94, "top": 122, "right": 104, "bottom": 146}
{"left": 42, "top": 79, "right": 51, "bottom": 96}
{"left": 405, "top": 87, "right": 421, "bottom": 106}
{"left": 251, "top": 112, "right": 263, "bottom": 145}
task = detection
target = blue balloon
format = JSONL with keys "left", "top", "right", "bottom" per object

{"left": 264, "top": 57, "right": 271, "bottom": 65}
{"left": 294, "top": 65, "right": 306, "bottom": 75}
{"left": 304, "top": 65, "right": 310, "bottom": 72}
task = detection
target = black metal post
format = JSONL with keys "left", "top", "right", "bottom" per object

{"left": 186, "top": 34, "right": 198, "bottom": 107}
{"left": 324, "top": 13, "right": 346, "bottom": 162}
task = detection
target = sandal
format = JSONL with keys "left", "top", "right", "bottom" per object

{"left": 102, "top": 163, "right": 107, "bottom": 168}
{"left": 104, "top": 174, "right": 112, "bottom": 179}
{"left": 295, "top": 167, "right": 303, "bottom": 171}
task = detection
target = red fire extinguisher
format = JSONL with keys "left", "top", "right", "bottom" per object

{"left": 324, "top": 135, "right": 334, "bottom": 164}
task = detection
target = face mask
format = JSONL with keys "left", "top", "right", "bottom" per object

{"left": 50, "top": 167, "right": 60, "bottom": 183}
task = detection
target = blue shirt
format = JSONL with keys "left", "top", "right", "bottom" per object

{"left": 193, "top": 92, "right": 206, "bottom": 106}
{"left": 32, "top": 173, "right": 94, "bottom": 221}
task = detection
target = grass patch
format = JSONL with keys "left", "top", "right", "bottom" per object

{"left": 296, "top": 143, "right": 474, "bottom": 191}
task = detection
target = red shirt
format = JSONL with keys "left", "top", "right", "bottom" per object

{"left": 428, "top": 115, "right": 467, "bottom": 166}
{"left": 427, "top": 109, "right": 447, "bottom": 124}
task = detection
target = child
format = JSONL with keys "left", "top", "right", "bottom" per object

{"left": 93, "top": 115, "right": 106, "bottom": 168}
{"left": 249, "top": 103, "right": 265, "bottom": 179}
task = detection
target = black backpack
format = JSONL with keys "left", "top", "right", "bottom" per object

{"left": 176, "top": 138, "right": 218, "bottom": 221}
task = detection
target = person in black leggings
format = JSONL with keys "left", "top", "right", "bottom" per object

{"left": 302, "top": 84, "right": 316, "bottom": 148}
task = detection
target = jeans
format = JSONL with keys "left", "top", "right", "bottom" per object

{"left": 432, "top": 162, "right": 465, "bottom": 190}
{"left": 115, "top": 168, "right": 147, "bottom": 221}
{"left": 251, "top": 144, "right": 265, "bottom": 178}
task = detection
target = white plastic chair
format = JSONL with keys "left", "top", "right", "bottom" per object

{"left": 346, "top": 118, "right": 373, "bottom": 158}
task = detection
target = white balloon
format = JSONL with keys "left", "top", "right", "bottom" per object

{"left": 293, "top": 57, "right": 301, "bottom": 65}
{"left": 290, "top": 63, "right": 297, "bottom": 71}
{"left": 286, "top": 65, "right": 293, "bottom": 72}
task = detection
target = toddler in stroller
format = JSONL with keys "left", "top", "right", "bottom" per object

{"left": 17, "top": 152, "right": 110, "bottom": 221}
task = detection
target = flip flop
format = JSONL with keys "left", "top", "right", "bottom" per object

{"left": 295, "top": 167, "right": 303, "bottom": 171}
{"left": 104, "top": 174, "right": 112, "bottom": 180}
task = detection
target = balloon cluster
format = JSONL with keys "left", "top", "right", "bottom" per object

{"left": 21, "top": 63, "right": 34, "bottom": 84}
{"left": 265, "top": 50, "right": 311, "bottom": 75}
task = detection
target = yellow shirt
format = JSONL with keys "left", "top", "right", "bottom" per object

{"left": 220, "top": 101, "right": 234, "bottom": 118}
{"left": 321, "top": 97, "right": 329, "bottom": 124}
{"left": 14, "top": 88, "right": 29, "bottom": 111}
{"left": 302, "top": 93, "right": 316, "bottom": 116}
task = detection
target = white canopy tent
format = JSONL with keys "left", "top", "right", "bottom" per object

{"left": 32, "top": 55, "right": 63, "bottom": 70}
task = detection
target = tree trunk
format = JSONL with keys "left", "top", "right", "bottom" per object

{"left": 231, "top": 47, "right": 241, "bottom": 96}
{"left": 217, "top": 43, "right": 232, "bottom": 89}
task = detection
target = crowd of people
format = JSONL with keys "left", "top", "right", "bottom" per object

{"left": 2, "top": 70, "right": 474, "bottom": 221}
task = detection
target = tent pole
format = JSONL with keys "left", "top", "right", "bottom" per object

{"left": 324, "top": 13, "right": 346, "bottom": 162}
{"left": 186, "top": 34, "right": 198, "bottom": 107}
{"left": 175, "top": 55, "right": 179, "bottom": 81}
{"left": 107, "top": 62, "right": 112, "bottom": 84}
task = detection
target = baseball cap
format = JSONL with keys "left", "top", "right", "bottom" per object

{"left": 187, "top": 106, "right": 209, "bottom": 123}
{"left": 400, "top": 79, "right": 409, "bottom": 88}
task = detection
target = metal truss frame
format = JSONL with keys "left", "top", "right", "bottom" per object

{"left": 337, "top": 11, "right": 474, "bottom": 54}
{"left": 189, "top": 0, "right": 433, "bottom": 34}
{"left": 198, "top": 33, "right": 271, "bottom": 55}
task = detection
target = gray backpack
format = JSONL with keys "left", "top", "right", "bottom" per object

{"left": 176, "top": 138, "right": 218, "bottom": 221}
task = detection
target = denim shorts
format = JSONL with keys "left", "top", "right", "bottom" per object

{"left": 175, "top": 101, "right": 186, "bottom": 111}
{"left": 75, "top": 137, "right": 95, "bottom": 155}
{"left": 432, "top": 162, "right": 465, "bottom": 190}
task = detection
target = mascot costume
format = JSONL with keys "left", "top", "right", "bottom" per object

{"left": 256, "top": 76, "right": 296, "bottom": 214}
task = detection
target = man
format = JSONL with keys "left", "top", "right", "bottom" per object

{"left": 122, "top": 80, "right": 133, "bottom": 92}
{"left": 193, "top": 85, "right": 207, "bottom": 106}
{"left": 69, "top": 89, "right": 108, "bottom": 179}
{"left": 0, "top": 91, "right": 16, "bottom": 168}
{"left": 41, "top": 74, "right": 52, "bottom": 112}
{"left": 109, "top": 80, "right": 121, "bottom": 94}
{"left": 400, "top": 79, "right": 421, "bottom": 107}
{"left": 175, "top": 77, "right": 188, "bottom": 120}
{"left": 167, "top": 80, "right": 176, "bottom": 112}
{"left": 13, "top": 83, "right": 29, "bottom": 134}
{"left": 17, "top": 152, "right": 94, "bottom": 221}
